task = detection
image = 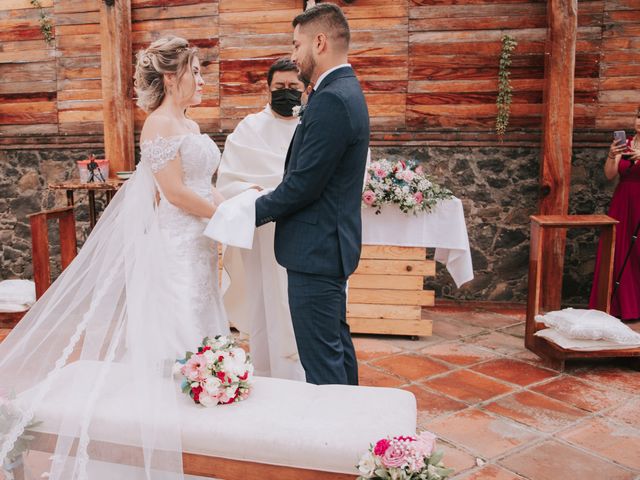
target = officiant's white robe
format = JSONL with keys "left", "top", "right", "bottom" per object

{"left": 216, "top": 105, "right": 305, "bottom": 381}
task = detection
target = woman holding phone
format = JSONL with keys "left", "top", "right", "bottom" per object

{"left": 589, "top": 109, "right": 640, "bottom": 320}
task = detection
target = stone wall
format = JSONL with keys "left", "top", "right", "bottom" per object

{"left": 0, "top": 144, "right": 615, "bottom": 305}
{"left": 372, "top": 146, "right": 615, "bottom": 305}
{"left": 0, "top": 148, "right": 105, "bottom": 279}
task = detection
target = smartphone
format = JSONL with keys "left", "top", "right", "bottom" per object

{"left": 613, "top": 130, "right": 627, "bottom": 147}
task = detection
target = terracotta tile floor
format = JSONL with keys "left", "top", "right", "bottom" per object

{"left": 354, "top": 307, "right": 640, "bottom": 480}
{"left": 2, "top": 307, "right": 639, "bottom": 479}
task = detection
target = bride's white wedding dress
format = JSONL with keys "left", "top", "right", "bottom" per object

{"left": 145, "top": 133, "right": 230, "bottom": 349}
{"left": 0, "top": 133, "right": 228, "bottom": 479}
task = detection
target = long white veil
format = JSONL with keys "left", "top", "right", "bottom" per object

{"left": 0, "top": 161, "right": 186, "bottom": 479}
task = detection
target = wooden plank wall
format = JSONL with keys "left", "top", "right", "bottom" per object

{"left": 599, "top": 0, "right": 640, "bottom": 130}
{"left": 1, "top": 0, "right": 639, "bottom": 146}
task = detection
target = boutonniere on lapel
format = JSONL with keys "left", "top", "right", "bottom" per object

{"left": 293, "top": 84, "right": 314, "bottom": 119}
{"left": 293, "top": 103, "right": 308, "bottom": 119}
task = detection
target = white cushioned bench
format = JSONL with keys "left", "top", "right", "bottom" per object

{"left": 23, "top": 361, "right": 417, "bottom": 479}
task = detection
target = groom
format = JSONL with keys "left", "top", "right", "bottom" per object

{"left": 255, "top": 3, "right": 369, "bottom": 385}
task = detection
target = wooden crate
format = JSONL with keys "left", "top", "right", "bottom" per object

{"left": 347, "top": 245, "right": 434, "bottom": 337}
{"left": 218, "top": 244, "right": 435, "bottom": 337}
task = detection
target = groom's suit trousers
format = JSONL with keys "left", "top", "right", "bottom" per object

{"left": 287, "top": 269, "right": 358, "bottom": 385}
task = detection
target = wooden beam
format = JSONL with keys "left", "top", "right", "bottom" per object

{"left": 100, "top": 0, "right": 134, "bottom": 176}
{"left": 537, "top": 0, "right": 577, "bottom": 312}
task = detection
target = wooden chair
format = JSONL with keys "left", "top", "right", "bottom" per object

{"left": 526, "top": 214, "right": 640, "bottom": 370}
{"left": 27, "top": 206, "right": 78, "bottom": 299}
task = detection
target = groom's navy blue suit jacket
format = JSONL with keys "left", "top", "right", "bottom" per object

{"left": 255, "top": 66, "right": 370, "bottom": 277}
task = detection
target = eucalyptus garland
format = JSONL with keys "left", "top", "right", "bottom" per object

{"left": 496, "top": 34, "right": 517, "bottom": 137}
{"left": 30, "top": 0, "right": 54, "bottom": 46}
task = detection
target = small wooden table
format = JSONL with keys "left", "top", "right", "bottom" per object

{"left": 526, "top": 214, "right": 640, "bottom": 370}
{"left": 48, "top": 180, "right": 124, "bottom": 228}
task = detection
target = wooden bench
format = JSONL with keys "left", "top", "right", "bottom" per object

{"left": 525, "top": 214, "right": 640, "bottom": 370}
{"left": 14, "top": 361, "right": 416, "bottom": 479}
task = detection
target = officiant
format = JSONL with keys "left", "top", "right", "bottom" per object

{"left": 216, "top": 58, "right": 306, "bottom": 381}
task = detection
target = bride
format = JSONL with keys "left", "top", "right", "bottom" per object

{"left": 0, "top": 36, "right": 228, "bottom": 479}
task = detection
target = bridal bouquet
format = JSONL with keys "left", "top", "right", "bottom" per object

{"left": 362, "top": 159, "right": 453, "bottom": 215}
{"left": 357, "top": 432, "right": 453, "bottom": 480}
{"left": 176, "top": 335, "right": 253, "bottom": 407}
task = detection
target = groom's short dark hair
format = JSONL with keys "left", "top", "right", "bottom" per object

{"left": 267, "top": 58, "right": 298, "bottom": 86}
{"left": 293, "top": 3, "right": 350, "bottom": 51}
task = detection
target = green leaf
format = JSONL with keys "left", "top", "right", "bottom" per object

{"left": 429, "top": 451, "right": 444, "bottom": 465}
{"left": 181, "top": 380, "right": 191, "bottom": 394}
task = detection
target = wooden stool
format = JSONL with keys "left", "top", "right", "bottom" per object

{"left": 526, "top": 214, "right": 640, "bottom": 370}
{"left": 27, "top": 206, "right": 78, "bottom": 299}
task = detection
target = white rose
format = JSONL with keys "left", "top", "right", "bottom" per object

{"left": 204, "top": 377, "right": 222, "bottom": 395}
{"left": 203, "top": 349, "right": 215, "bottom": 364}
{"left": 357, "top": 452, "right": 376, "bottom": 478}
{"left": 199, "top": 392, "right": 218, "bottom": 407}
{"left": 230, "top": 348, "right": 246, "bottom": 363}
{"left": 224, "top": 349, "right": 248, "bottom": 376}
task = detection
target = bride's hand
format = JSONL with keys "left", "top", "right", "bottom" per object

{"left": 211, "top": 188, "right": 225, "bottom": 206}
{"left": 250, "top": 185, "right": 263, "bottom": 192}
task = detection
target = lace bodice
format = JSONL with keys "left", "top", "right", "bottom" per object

{"left": 140, "top": 133, "right": 220, "bottom": 198}
{"left": 139, "top": 133, "right": 226, "bottom": 320}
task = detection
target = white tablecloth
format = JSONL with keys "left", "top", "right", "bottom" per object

{"left": 206, "top": 195, "right": 474, "bottom": 288}
{"left": 362, "top": 198, "right": 473, "bottom": 287}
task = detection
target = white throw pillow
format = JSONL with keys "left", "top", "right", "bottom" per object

{"left": 535, "top": 328, "right": 640, "bottom": 351}
{"left": 0, "top": 279, "right": 35, "bottom": 311}
{"left": 535, "top": 308, "right": 640, "bottom": 345}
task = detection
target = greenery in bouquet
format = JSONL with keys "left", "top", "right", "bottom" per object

{"left": 175, "top": 335, "right": 253, "bottom": 407}
{"left": 357, "top": 432, "right": 454, "bottom": 480}
{"left": 362, "top": 159, "right": 453, "bottom": 215}
{"left": 1, "top": 394, "right": 40, "bottom": 470}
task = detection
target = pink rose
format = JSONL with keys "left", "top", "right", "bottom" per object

{"left": 362, "top": 190, "right": 376, "bottom": 206}
{"left": 403, "top": 170, "right": 415, "bottom": 182}
{"left": 414, "top": 431, "right": 437, "bottom": 457}
{"left": 375, "top": 168, "right": 387, "bottom": 179}
{"left": 408, "top": 455, "right": 426, "bottom": 472}
{"left": 414, "top": 192, "right": 423, "bottom": 203}
{"left": 415, "top": 165, "right": 424, "bottom": 175}
{"left": 381, "top": 443, "right": 408, "bottom": 469}
{"left": 182, "top": 354, "right": 208, "bottom": 381}
{"left": 374, "top": 438, "right": 391, "bottom": 456}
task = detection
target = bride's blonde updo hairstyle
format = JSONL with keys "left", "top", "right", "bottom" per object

{"left": 134, "top": 36, "right": 199, "bottom": 113}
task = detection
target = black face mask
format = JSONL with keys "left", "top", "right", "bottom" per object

{"left": 270, "top": 88, "right": 302, "bottom": 117}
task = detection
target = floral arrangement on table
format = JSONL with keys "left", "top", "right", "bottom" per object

{"left": 1, "top": 395, "right": 41, "bottom": 477}
{"left": 356, "top": 431, "right": 454, "bottom": 480}
{"left": 362, "top": 159, "right": 453, "bottom": 215}
{"left": 175, "top": 335, "right": 253, "bottom": 407}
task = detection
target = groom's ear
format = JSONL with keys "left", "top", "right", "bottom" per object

{"left": 314, "top": 32, "right": 328, "bottom": 55}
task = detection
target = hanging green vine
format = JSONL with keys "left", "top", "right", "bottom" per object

{"left": 496, "top": 34, "right": 517, "bottom": 138}
{"left": 30, "top": 0, "right": 54, "bottom": 46}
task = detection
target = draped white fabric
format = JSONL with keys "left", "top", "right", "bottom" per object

{"left": 214, "top": 106, "right": 305, "bottom": 381}
{"left": 1, "top": 133, "right": 229, "bottom": 479}
{"left": 361, "top": 198, "right": 474, "bottom": 287}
